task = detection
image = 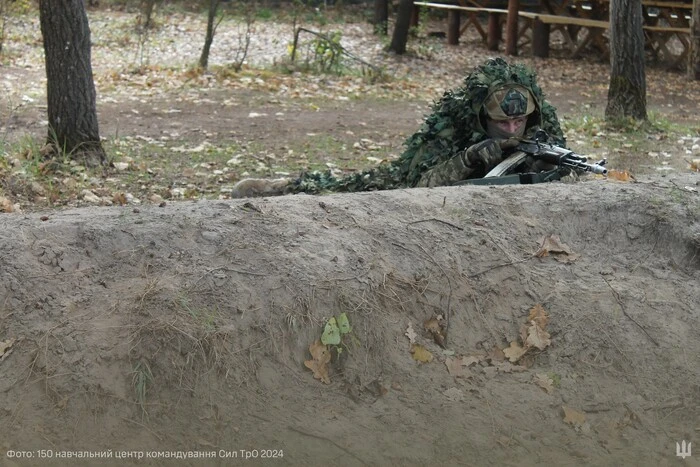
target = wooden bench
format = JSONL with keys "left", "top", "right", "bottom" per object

{"left": 413, "top": 1, "right": 610, "bottom": 56}
{"left": 517, "top": 11, "right": 610, "bottom": 58}
{"left": 413, "top": 0, "right": 691, "bottom": 67}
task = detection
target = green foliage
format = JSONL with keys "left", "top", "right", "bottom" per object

{"left": 320, "top": 312, "right": 355, "bottom": 354}
{"left": 310, "top": 30, "right": 343, "bottom": 73}
{"left": 288, "top": 29, "right": 345, "bottom": 74}
{"left": 255, "top": 8, "right": 273, "bottom": 20}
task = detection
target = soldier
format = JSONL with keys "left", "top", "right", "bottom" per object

{"left": 232, "top": 57, "right": 566, "bottom": 197}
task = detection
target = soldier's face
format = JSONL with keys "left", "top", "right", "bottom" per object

{"left": 491, "top": 117, "right": 527, "bottom": 135}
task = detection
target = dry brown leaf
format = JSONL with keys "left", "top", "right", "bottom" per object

{"left": 113, "top": 192, "right": 127, "bottom": 206}
{"left": 487, "top": 346, "right": 506, "bottom": 363}
{"left": 528, "top": 304, "right": 549, "bottom": 329}
{"left": 519, "top": 354, "right": 536, "bottom": 369}
{"left": 0, "top": 196, "right": 14, "bottom": 213}
{"left": 410, "top": 343, "right": 433, "bottom": 363}
{"left": 606, "top": 169, "right": 635, "bottom": 181}
{"left": 534, "top": 373, "right": 554, "bottom": 393}
{"left": 445, "top": 357, "right": 466, "bottom": 377}
{"left": 303, "top": 340, "right": 331, "bottom": 384}
{"left": 562, "top": 405, "right": 586, "bottom": 427}
{"left": 535, "top": 234, "right": 580, "bottom": 263}
{"left": 404, "top": 322, "right": 417, "bottom": 344}
{"left": 519, "top": 322, "right": 529, "bottom": 345}
{"left": 423, "top": 315, "right": 446, "bottom": 348}
{"left": 462, "top": 355, "right": 483, "bottom": 367}
{"left": 526, "top": 322, "right": 551, "bottom": 350}
{"left": 689, "top": 159, "right": 700, "bottom": 172}
{"left": 503, "top": 341, "right": 528, "bottom": 363}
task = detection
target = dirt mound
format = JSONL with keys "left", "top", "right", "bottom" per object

{"left": 1, "top": 174, "right": 699, "bottom": 466}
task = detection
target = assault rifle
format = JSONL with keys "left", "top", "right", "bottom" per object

{"left": 457, "top": 130, "right": 607, "bottom": 186}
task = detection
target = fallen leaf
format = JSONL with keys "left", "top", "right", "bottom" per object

{"left": 535, "top": 235, "right": 580, "bottom": 263}
{"left": 113, "top": 192, "right": 127, "bottom": 206}
{"left": 606, "top": 169, "right": 635, "bottom": 181}
{"left": 321, "top": 317, "right": 340, "bottom": 346}
{"left": 562, "top": 405, "right": 586, "bottom": 427}
{"left": 534, "top": 373, "right": 554, "bottom": 393}
{"left": 528, "top": 304, "right": 549, "bottom": 329}
{"left": 304, "top": 340, "right": 331, "bottom": 384}
{"left": 405, "top": 322, "right": 417, "bottom": 344}
{"left": 503, "top": 341, "right": 528, "bottom": 363}
{"left": 444, "top": 357, "right": 474, "bottom": 378}
{"left": 462, "top": 355, "right": 483, "bottom": 367}
{"left": 337, "top": 312, "right": 352, "bottom": 335}
{"left": 0, "top": 196, "right": 14, "bottom": 213}
{"left": 424, "top": 315, "right": 447, "bottom": 348}
{"left": 519, "top": 322, "right": 529, "bottom": 345}
{"left": 410, "top": 343, "right": 433, "bottom": 363}
{"left": 525, "top": 322, "right": 551, "bottom": 350}
{"left": 487, "top": 346, "right": 506, "bottom": 363}
{"left": 689, "top": 159, "right": 700, "bottom": 172}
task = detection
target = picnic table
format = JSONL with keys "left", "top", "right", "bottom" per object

{"left": 413, "top": 0, "right": 692, "bottom": 68}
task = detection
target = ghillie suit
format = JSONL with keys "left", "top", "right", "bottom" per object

{"left": 233, "top": 58, "right": 566, "bottom": 198}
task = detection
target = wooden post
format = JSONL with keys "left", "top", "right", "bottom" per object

{"left": 690, "top": 0, "right": 700, "bottom": 79}
{"left": 532, "top": 19, "right": 550, "bottom": 57}
{"left": 487, "top": 13, "right": 502, "bottom": 50}
{"left": 505, "top": 0, "right": 520, "bottom": 55}
{"left": 411, "top": 4, "right": 420, "bottom": 28}
{"left": 448, "top": 10, "right": 461, "bottom": 44}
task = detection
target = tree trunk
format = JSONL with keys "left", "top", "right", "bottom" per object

{"left": 141, "top": 0, "right": 157, "bottom": 29}
{"left": 373, "top": 0, "right": 388, "bottom": 35}
{"left": 605, "top": 0, "right": 647, "bottom": 121}
{"left": 389, "top": 0, "right": 413, "bottom": 54}
{"left": 690, "top": 0, "right": 700, "bottom": 80}
{"left": 38, "top": 0, "right": 106, "bottom": 166}
{"left": 199, "top": 0, "right": 221, "bottom": 70}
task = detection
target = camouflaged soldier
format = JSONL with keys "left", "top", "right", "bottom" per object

{"left": 231, "top": 57, "right": 566, "bottom": 197}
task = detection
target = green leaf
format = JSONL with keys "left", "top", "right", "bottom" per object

{"left": 337, "top": 313, "right": 351, "bottom": 335}
{"left": 321, "top": 317, "right": 341, "bottom": 345}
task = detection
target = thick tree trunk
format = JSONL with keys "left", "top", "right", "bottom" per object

{"left": 199, "top": 0, "right": 221, "bottom": 70}
{"left": 691, "top": 0, "right": 700, "bottom": 80}
{"left": 605, "top": 0, "right": 647, "bottom": 121}
{"left": 373, "top": 0, "right": 389, "bottom": 35}
{"left": 38, "top": 0, "right": 106, "bottom": 166}
{"left": 389, "top": 0, "right": 413, "bottom": 54}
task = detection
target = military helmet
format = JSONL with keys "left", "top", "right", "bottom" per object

{"left": 484, "top": 84, "right": 536, "bottom": 121}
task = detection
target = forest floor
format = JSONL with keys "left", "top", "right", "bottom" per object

{"left": 1, "top": 5, "right": 699, "bottom": 466}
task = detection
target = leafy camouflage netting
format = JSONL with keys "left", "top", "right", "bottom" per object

{"left": 289, "top": 58, "right": 566, "bottom": 194}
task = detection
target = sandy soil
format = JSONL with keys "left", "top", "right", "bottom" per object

{"left": 1, "top": 172, "right": 699, "bottom": 466}
{"left": 1, "top": 8, "right": 700, "bottom": 467}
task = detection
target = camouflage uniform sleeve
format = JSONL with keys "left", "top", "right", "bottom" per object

{"left": 415, "top": 151, "right": 477, "bottom": 187}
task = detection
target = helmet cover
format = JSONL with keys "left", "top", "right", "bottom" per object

{"left": 484, "top": 84, "right": 536, "bottom": 120}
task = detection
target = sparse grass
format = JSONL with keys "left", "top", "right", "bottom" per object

{"left": 561, "top": 112, "right": 698, "bottom": 175}
{"left": 131, "top": 359, "right": 153, "bottom": 419}
{"left": 176, "top": 295, "right": 219, "bottom": 332}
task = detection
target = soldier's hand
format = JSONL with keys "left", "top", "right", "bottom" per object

{"left": 462, "top": 139, "right": 503, "bottom": 170}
